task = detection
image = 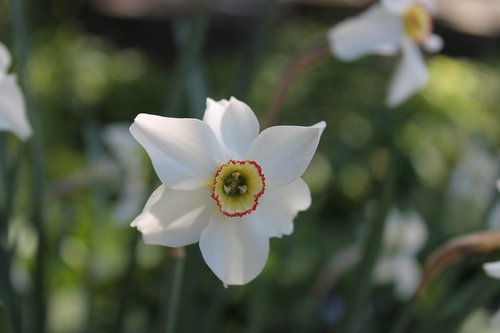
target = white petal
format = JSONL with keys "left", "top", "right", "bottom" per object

{"left": 381, "top": 0, "right": 413, "bottom": 14}
{"left": 199, "top": 214, "right": 269, "bottom": 285}
{"left": 0, "top": 76, "right": 32, "bottom": 140}
{"left": 327, "top": 4, "right": 403, "bottom": 61}
{"left": 401, "top": 211, "right": 428, "bottom": 254}
{"left": 252, "top": 178, "right": 311, "bottom": 238}
{"left": 0, "top": 43, "right": 11, "bottom": 74}
{"left": 423, "top": 34, "right": 443, "bottom": 53}
{"left": 484, "top": 261, "right": 500, "bottom": 279}
{"left": 203, "top": 97, "right": 260, "bottom": 159}
{"left": 131, "top": 185, "right": 212, "bottom": 247}
{"left": 419, "top": 0, "right": 438, "bottom": 14}
{"left": 374, "top": 257, "right": 395, "bottom": 284}
{"left": 386, "top": 38, "right": 429, "bottom": 107}
{"left": 246, "top": 122, "right": 326, "bottom": 187}
{"left": 130, "top": 114, "right": 223, "bottom": 190}
{"left": 392, "top": 255, "right": 421, "bottom": 300}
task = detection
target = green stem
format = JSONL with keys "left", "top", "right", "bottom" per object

{"left": 417, "top": 274, "right": 500, "bottom": 332}
{"left": 481, "top": 163, "right": 500, "bottom": 229}
{"left": 390, "top": 298, "right": 416, "bottom": 333}
{"left": 164, "top": 250, "right": 186, "bottom": 333}
{"left": 0, "top": 301, "right": 13, "bottom": 333}
{"left": 112, "top": 232, "right": 139, "bottom": 333}
{"left": 232, "top": 0, "right": 276, "bottom": 100}
{"left": 342, "top": 152, "right": 396, "bottom": 333}
{"left": 0, "top": 136, "right": 20, "bottom": 333}
{"left": 164, "top": 8, "right": 208, "bottom": 117}
{"left": 9, "top": 0, "right": 47, "bottom": 332}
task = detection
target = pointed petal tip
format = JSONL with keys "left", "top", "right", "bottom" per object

{"left": 313, "top": 121, "right": 327, "bottom": 133}
{"left": 206, "top": 97, "right": 216, "bottom": 107}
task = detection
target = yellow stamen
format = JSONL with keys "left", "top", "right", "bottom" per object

{"left": 211, "top": 160, "right": 266, "bottom": 218}
{"left": 403, "top": 4, "right": 432, "bottom": 44}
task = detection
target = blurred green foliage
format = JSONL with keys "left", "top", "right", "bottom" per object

{"left": 1, "top": 4, "right": 500, "bottom": 333}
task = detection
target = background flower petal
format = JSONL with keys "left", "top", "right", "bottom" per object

{"left": 0, "top": 42, "right": 11, "bottom": 74}
{"left": 386, "top": 38, "right": 429, "bottom": 107}
{"left": 392, "top": 255, "right": 421, "bottom": 300}
{"left": 252, "top": 178, "right": 311, "bottom": 238}
{"left": 203, "top": 97, "right": 260, "bottom": 160}
{"left": 246, "top": 122, "right": 326, "bottom": 187}
{"left": 130, "top": 114, "right": 223, "bottom": 190}
{"left": 423, "top": 34, "right": 444, "bottom": 53}
{"left": 0, "top": 76, "right": 32, "bottom": 141}
{"left": 381, "top": 0, "right": 414, "bottom": 14}
{"left": 131, "top": 185, "right": 212, "bottom": 247}
{"left": 199, "top": 214, "right": 269, "bottom": 285}
{"left": 327, "top": 5, "right": 402, "bottom": 61}
{"left": 484, "top": 261, "right": 500, "bottom": 279}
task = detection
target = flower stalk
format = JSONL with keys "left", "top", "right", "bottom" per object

{"left": 9, "top": 0, "right": 47, "bottom": 331}
{"left": 164, "top": 247, "right": 186, "bottom": 333}
{"left": 264, "top": 45, "right": 330, "bottom": 127}
{"left": 165, "top": 8, "right": 208, "bottom": 117}
{"left": 343, "top": 150, "right": 396, "bottom": 333}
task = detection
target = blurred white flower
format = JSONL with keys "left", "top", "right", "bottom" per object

{"left": 130, "top": 97, "right": 325, "bottom": 285}
{"left": 374, "top": 208, "right": 428, "bottom": 299}
{"left": 484, "top": 261, "right": 500, "bottom": 279}
{"left": 487, "top": 179, "right": 500, "bottom": 230}
{"left": 0, "top": 42, "right": 32, "bottom": 140}
{"left": 449, "top": 145, "right": 497, "bottom": 215}
{"left": 102, "top": 123, "right": 147, "bottom": 223}
{"left": 484, "top": 181, "right": 500, "bottom": 280}
{"left": 327, "top": 0, "right": 443, "bottom": 107}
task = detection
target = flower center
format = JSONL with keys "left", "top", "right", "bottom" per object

{"left": 211, "top": 160, "right": 266, "bottom": 218}
{"left": 402, "top": 4, "right": 432, "bottom": 44}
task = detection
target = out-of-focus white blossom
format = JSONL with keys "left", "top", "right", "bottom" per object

{"left": 374, "top": 208, "right": 428, "bottom": 299}
{"left": 447, "top": 145, "right": 498, "bottom": 231}
{"left": 102, "top": 123, "right": 147, "bottom": 223}
{"left": 0, "top": 42, "right": 32, "bottom": 140}
{"left": 327, "top": 0, "right": 443, "bottom": 107}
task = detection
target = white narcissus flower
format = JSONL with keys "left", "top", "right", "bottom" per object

{"left": 130, "top": 97, "right": 325, "bottom": 285}
{"left": 327, "top": 0, "right": 443, "bottom": 107}
{"left": 374, "top": 208, "right": 428, "bottom": 299}
{"left": 0, "top": 42, "right": 32, "bottom": 140}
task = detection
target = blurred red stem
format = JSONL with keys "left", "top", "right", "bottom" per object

{"left": 264, "top": 44, "right": 330, "bottom": 127}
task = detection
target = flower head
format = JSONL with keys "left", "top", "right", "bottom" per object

{"left": 327, "top": 0, "right": 443, "bottom": 107}
{"left": 0, "top": 42, "right": 32, "bottom": 140}
{"left": 130, "top": 97, "right": 325, "bottom": 285}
